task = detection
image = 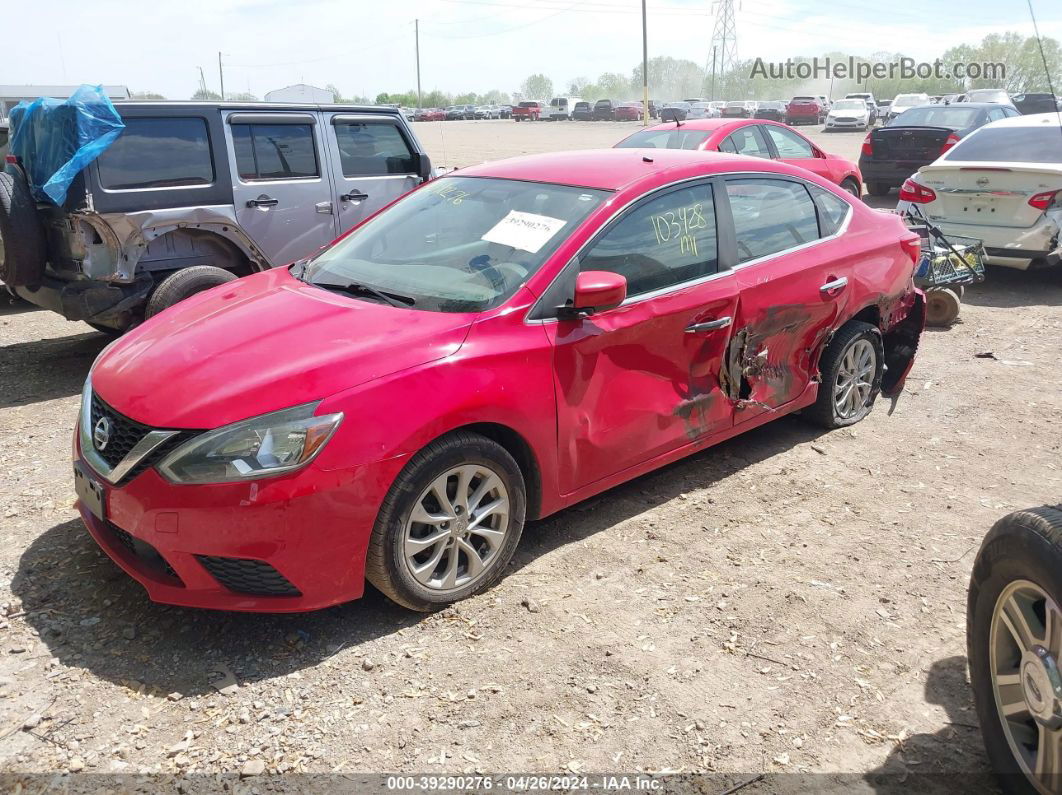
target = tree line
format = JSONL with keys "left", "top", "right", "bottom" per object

{"left": 132, "top": 31, "right": 1059, "bottom": 106}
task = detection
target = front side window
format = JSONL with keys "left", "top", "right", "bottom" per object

{"left": 97, "top": 117, "right": 213, "bottom": 190}
{"left": 232, "top": 123, "right": 318, "bottom": 180}
{"left": 333, "top": 122, "right": 415, "bottom": 176}
{"left": 302, "top": 177, "right": 607, "bottom": 313}
{"left": 720, "top": 126, "right": 771, "bottom": 158}
{"left": 580, "top": 183, "right": 719, "bottom": 297}
{"left": 763, "top": 125, "right": 814, "bottom": 159}
{"left": 726, "top": 178, "right": 820, "bottom": 263}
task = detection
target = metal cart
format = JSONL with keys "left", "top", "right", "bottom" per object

{"left": 904, "top": 209, "right": 986, "bottom": 327}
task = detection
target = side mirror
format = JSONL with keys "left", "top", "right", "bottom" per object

{"left": 563, "top": 271, "right": 627, "bottom": 316}
{"left": 413, "top": 152, "right": 432, "bottom": 181}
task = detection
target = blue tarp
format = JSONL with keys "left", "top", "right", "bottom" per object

{"left": 9, "top": 84, "right": 125, "bottom": 205}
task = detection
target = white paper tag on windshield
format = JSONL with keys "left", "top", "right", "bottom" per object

{"left": 481, "top": 210, "right": 566, "bottom": 253}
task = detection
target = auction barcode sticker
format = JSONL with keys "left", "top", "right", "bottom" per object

{"left": 481, "top": 210, "right": 567, "bottom": 253}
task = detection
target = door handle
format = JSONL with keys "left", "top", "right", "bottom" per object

{"left": 246, "top": 196, "right": 278, "bottom": 208}
{"left": 685, "top": 316, "right": 732, "bottom": 333}
{"left": 820, "top": 277, "right": 848, "bottom": 294}
{"left": 340, "top": 191, "right": 369, "bottom": 202}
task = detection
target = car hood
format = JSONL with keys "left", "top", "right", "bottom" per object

{"left": 91, "top": 268, "right": 475, "bottom": 429}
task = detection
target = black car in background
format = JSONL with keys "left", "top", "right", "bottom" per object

{"left": 1012, "top": 92, "right": 1061, "bottom": 114}
{"left": 659, "top": 102, "right": 690, "bottom": 123}
{"left": 571, "top": 101, "right": 593, "bottom": 121}
{"left": 592, "top": 99, "right": 615, "bottom": 120}
{"left": 754, "top": 101, "right": 785, "bottom": 122}
{"left": 859, "top": 102, "right": 1021, "bottom": 196}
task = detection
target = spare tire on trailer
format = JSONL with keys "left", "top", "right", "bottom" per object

{"left": 0, "top": 167, "right": 47, "bottom": 287}
{"left": 144, "top": 265, "right": 238, "bottom": 319}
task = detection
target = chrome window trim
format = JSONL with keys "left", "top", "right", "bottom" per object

{"left": 524, "top": 171, "right": 854, "bottom": 324}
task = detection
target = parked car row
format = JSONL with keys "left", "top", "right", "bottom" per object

{"left": 413, "top": 105, "right": 513, "bottom": 121}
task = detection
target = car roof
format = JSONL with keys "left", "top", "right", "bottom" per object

{"left": 112, "top": 100, "right": 398, "bottom": 115}
{"left": 983, "top": 112, "right": 1062, "bottom": 128}
{"left": 454, "top": 148, "right": 808, "bottom": 191}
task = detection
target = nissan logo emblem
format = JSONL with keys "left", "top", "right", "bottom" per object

{"left": 93, "top": 417, "right": 112, "bottom": 451}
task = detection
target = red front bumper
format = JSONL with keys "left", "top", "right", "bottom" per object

{"left": 75, "top": 443, "right": 405, "bottom": 612}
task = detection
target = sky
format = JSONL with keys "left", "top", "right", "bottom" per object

{"left": 7, "top": 0, "right": 1062, "bottom": 101}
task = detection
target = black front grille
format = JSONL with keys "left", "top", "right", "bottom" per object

{"left": 104, "top": 521, "right": 183, "bottom": 584}
{"left": 89, "top": 394, "right": 199, "bottom": 484}
{"left": 90, "top": 395, "right": 152, "bottom": 469}
{"left": 196, "top": 556, "right": 301, "bottom": 597}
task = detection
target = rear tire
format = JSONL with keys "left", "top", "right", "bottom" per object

{"left": 805, "top": 321, "right": 884, "bottom": 429}
{"left": 867, "top": 182, "right": 891, "bottom": 197}
{"left": 925, "top": 287, "right": 961, "bottom": 327}
{"left": 144, "top": 265, "right": 238, "bottom": 319}
{"left": 365, "top": 432, "right": 526, "bottom": 612}
{"left": 0, "top": 167, "right": 47, "bottom": 287}
{"left": 840, "top": 178, "right": 862, "bottom": 198}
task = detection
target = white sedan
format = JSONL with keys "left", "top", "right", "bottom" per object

{"left": 825, "top": 99, "right": 871, "bottom": 131}
{"left": 896, "top": 113, "right": 1062, "bottom": 270}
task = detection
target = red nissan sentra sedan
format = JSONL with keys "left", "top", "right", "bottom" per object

{"left": 74, "top": 149, "right": 925, "bottom": 613}
{"left": 615, "top": 118, "right": 864, "bottom": 197}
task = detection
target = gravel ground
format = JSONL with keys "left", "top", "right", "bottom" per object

{"left": 1, "top": 119, "right": 1060, "bottom": 789}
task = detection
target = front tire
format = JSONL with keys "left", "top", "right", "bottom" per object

{"left": 144, "top": 265, "right": 238, "bottom": 319}
{"left": 968, "top": 506, "right": 1062, "bottom": 795}
{"left": 365, "top": 432, "right": 526, "bottom": 611}
{"left": 840, "top": 178, "right": 862, "bottom": 198}
{"left": 805, "top": 321, "right": 883, "bottom": 429}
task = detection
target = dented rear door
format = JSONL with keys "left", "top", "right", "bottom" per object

{"left": 723, "top": 177, "right": 851, "bottom": 424}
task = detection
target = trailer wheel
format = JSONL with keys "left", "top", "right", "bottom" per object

{"left": 925, "top": 287, "right": 961, "bottom": 327}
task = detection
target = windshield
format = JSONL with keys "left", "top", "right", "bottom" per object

{"left": 893, "top": 95, "right": 927, "bottom": 107}
{"left": 889, "top": 106, "right": 980, "bottom": 128}
{"left": 832, "top": 100, "right": 865, "bottom": 110}
{"left": 301, "top": 177, "right": 608, "bottom": 313}
{"left": 943, "top": 125, "right": 1062, "bottom": 163}
{"left": 615, "top": 129, "right": 712, "bottom": 150}
{"left": 966, "top": 90, "right": 1010, "bottom": 103}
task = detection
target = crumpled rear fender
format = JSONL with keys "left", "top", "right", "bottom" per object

{"left": 881, "top": 288, "right": 926, "bottom": 397}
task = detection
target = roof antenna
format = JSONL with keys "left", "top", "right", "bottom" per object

{"left": 1025, "top": 0, "right": 1062, "bottom": 145}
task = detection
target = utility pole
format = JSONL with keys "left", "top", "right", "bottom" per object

{"left": 641, "top": 0, "right": 649, "bottom": 125}
{"left": 415, "top": 19, "right": 422, "bottom": 108}
{"left": 218, "top": 51, "right": 225, "bottom": 100}
{"left": 710, "top": 46, "right": 717, "bottom": 101}
{"left": 709, "top": 0, "right": 738, "bottom": 96}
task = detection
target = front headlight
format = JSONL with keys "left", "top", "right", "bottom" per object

{"left": 158, "top": 403, "right": 343, "bottom": 485}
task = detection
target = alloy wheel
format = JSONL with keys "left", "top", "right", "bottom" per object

{"left": 833, "top": 338, "right": 875, "bottom": 420}
{"left": 403, "top": 464, "right": 511, "bottom": 592}
{"left": 990, "top": 579, "right": 1062, "bottom": 794}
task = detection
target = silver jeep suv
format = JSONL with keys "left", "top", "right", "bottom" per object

{"left": 0, "top": 101, "right": 432, "bottom": 331}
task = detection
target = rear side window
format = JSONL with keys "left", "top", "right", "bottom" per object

{"left": 97, "top": 118, "right": 213, "bottom": 190}
{"left": 580, "top": 183, "right": 719, "bottom": 297}
{"left": 944, "top": 126, "right": 1062, "bottom": 163}
{"left": 808, "top": 185, "right": 851, "bottom": 236}
{"left": 762, "top": 125, "right": 814, "bottom": 158}
{"left": 232, "top": 123, "right": 318, "bottom": 180}
{"left": 726, "top": 178, "right": 820, "bottom": 262}
{"left": 333, "top": 122, "right": 415, "bottom": 176}
{"left": 615, "top": 129, "right": 711, "bottom": 150}
{"left": 719, "top": 126, "right": 771, "bottom": 158}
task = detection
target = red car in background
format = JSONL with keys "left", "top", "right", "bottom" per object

{"left": 615, "top": 118, "right": 864, "bottom": 197}
{"left": 75, "top": 149, "right": 923, "bottom": 614}
{"left": 512, "top": 101, "right": 542, "bottom": 121}
{"left": 614, "top": 102, "right": 645, "bottom": 121}
{"left": 786, "top": 96, "right": 826, "bottom": 125}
